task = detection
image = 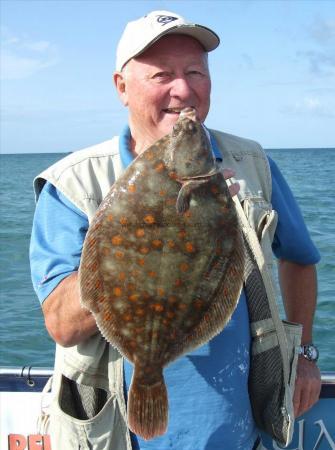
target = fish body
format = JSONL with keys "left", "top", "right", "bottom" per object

{"left": 79, "top": 108, "right": 244, "bottom": 439}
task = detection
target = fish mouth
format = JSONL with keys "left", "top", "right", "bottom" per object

{"left": 177, "top": 167, "right": 220, "bottom": 184}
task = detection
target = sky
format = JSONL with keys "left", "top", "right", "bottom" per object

{"left": 1, "top": 0, "right": 334, "bottom": 154}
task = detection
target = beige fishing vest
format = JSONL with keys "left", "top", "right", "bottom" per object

{"left": 34, "top": 130, "right": 301, "bottom": 449}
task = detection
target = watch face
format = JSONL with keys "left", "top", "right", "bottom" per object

{"left": 305, "top": 345, "right": 319, "bottom": 361}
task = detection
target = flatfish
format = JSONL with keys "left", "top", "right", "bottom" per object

{"left": 79, "top": 107, "right": 244, "bottom": 439}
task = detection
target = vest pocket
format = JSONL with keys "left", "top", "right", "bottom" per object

{"left": 50, "top": 375, "right": 128, "bottom": 450}
{"left": 249, "top": 320, "right": 302, "bottom": 446}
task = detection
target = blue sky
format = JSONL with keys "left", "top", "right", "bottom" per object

{"left": 1, "top": 0, "right": 334, "bottom": 153}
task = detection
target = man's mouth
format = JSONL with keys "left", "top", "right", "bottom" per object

{"left": 163, "top": 107, "right": 195, "bottom": 115}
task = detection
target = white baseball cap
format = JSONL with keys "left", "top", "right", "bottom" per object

{"left": 115, "top": 10, "right": 220, "bottom": 71}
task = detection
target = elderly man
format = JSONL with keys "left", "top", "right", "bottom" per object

{"left": 30, "top": 10, "right": 321, "bottom": 450}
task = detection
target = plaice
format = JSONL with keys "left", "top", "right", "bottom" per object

{"left": 79, "top": 107, "right": 245, "bottom": 440}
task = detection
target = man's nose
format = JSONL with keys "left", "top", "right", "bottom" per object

{"left": 170, "top": 77, "right": 193, "bottom": 99}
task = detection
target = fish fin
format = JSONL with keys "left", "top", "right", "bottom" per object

{"left": 176, "top": 179, "right": 209, "bottom": 214}
{"left": 128, "top": 366, "right": 168, "bottom": 440}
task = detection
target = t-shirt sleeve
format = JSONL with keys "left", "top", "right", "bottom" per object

{"left": 269, "top": 156, "right": 320, "bottom": 264}
{"left": 30, "top": 182, "right": 89, "bottom": 303}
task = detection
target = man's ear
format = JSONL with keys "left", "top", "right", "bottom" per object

{"left": 113, "top": 71, "right": 128, "bottom": 106}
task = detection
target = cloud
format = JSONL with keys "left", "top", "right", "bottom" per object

{"left": 280, "top": 96, "right": 334, "bottom": 118}
{"left": 297, "top": 17, "right": 335, "bottom": 76}
{"left": 0, "top": 27, "right": 59, "bottom": 80}
{"left": 308, "top": 17, "right": 335, "bottom": 45}
{"left": 240, "top": 53, "right": 254, "bottom": 70}
{"left": 297, "top": 49, "right": 335, "bottom": 76}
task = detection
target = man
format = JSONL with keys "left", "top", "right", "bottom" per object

{"left": 30, "top": 10, "right": 321, "bottom": 450}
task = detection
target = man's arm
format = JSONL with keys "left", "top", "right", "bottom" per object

{"left": 42, "top": 272, "right": 98, "bottom": 347}
{"left": 278, "top": 260, "right": 321, "bottom": 417}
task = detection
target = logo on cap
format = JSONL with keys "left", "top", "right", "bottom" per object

{"left": 156, "top": 15, "right": 178, "bottom": 26}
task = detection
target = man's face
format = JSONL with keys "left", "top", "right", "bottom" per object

{"left": 114, "top": 35, "right": 211, "bottom": 153}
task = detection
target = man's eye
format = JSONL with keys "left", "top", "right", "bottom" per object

{"left": 188, "top": 70, "right": 203, "bottom": 76}
{"left": 153, "top": 72, "right": 171, "bottom": 80}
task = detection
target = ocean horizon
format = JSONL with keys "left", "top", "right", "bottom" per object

{"left": 0, "top": 148, "right": 334, "bottom": 370}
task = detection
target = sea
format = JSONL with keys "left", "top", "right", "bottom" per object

{"left": 0, "top": 148, "right": 334, "bottom": 371}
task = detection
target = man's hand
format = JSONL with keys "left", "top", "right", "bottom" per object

{"left": 223, "top": 168, "right": 240, "bottom": 197}
{"left": 294, "top": 356, "right": 321, "bottom": 417}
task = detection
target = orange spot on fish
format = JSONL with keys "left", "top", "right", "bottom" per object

{"left": 184, "top": 210, "right": 192, "bottom": 218}
{"left": 168, "top": 296, "right": 177, "bottom": 304}
{"left": 120, "top": 217, "right": 128, "bottom": 225}
{"left": 157, "top": 288, "right": 165, "bottom": 297}
{"left": 122, "top": 313, "right": 132, "bottom": 322}
{"left": 139, "top": 246, "right": 150, "bottom": 255}
{"left": 129, "top": 294, "right": 139, "bottom": 302}
{"left": 135, "top": 228, "right": 145, "bottom": 238}
{"left": 135, "top": 308, "right": 145, "bottom": 316}
{"left": 167, "top": 240, "right": 176, "bottom": 248}
{"left": 194, "top": 299, "right": 204, "bottom": 309}
{"left": 180, "top": 262, "right": 189, "bottom": 272}
{"left": 145, "top": 151, "right": 154, "bottom": 160}
{"left": 107, "top": 214, "right": 113, "bottom": 222}
{"left": 159, "top": 189, "right": 167, "bottom": 196}
{"left": 155, "top": 162, "right": 165, "bottom": 172}
{"left": 118, "top": 272, "right": 126, "bottom": 281}
{"left": 127, "top": 283, "right": 136, "bottom": 291}
{"left": 144, "top": 214, "right": 155, "bottom": 225}
{"left": 178, "top": 230, "right": 187, "bottom": 239}
{"left": 169, "top": 171, "right": 177, "bottom": 180}
{"left": 152, "top": 239, "right": 163, "bottom": 248}
{"left": 148, "top": 271, "right": 157, "bottom": 278}
{"left": 104, "top": 311, "right": 112, "bottom": 321}
{"left": 128, "top": 184, "right": 136, "bottom": 193}
{"left": 152, "top": 303, "right": 164, "bottom": 313}
{"left": 178, "top": 303, "right": 187, "bottom": 311}
{"left": 185, "top": 242, "right": 195, "bottom": 253}
{"left": 113, "top": 287, "right": 122, "bottom": 297}
{"left": 167, "top": 197, "right": 176, "bottom": 206}
{"left": 95, "top": 280, "right": 102, "bottom": 289}
{"left": 115, "top": 250, "right": 125, "bottom": 260}
{"left": 112, "top": 235, "right": 123, "bottom": 245}
{"left": 137, "top": 258, "right": 145, "bottom": 266}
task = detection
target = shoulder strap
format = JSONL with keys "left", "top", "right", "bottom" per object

{"left": 228, "top": 182, "right": 291, "bottom": 383}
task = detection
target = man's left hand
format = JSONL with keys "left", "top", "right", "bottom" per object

{"left": 293, "top": 356, "right": 321, "bottom": 417}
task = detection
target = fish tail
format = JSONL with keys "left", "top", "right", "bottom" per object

{"left": 127, "top": 366, "right": 168, "bottom": 440}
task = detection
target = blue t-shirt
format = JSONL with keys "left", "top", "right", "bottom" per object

{"left": 30, "top": 127, "right": 320, "bottom": 450}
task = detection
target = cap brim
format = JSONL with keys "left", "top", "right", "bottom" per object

{"left": 126, "top": 24, "right": 220, "bottom": 67}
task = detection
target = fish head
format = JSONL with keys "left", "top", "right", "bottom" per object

{"left": 168, "top": 107, "right": 216, "bottom": 180}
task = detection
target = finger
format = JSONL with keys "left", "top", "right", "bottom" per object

{"left": 228, "top": 182, "right": 240, "bottom": 198}
{"left": 293, "top": 382, "right": 302, "bottom": 417}
{"left": 222, "top": 168, "right": 235, "bottom": 180}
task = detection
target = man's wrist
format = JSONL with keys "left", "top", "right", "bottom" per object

{"left": 298, "top": 343, "right": 319, "bottom": 362}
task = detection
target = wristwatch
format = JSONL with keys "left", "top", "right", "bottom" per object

{"left": 298, "top": 343, "right": 319, "bottom": 362}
